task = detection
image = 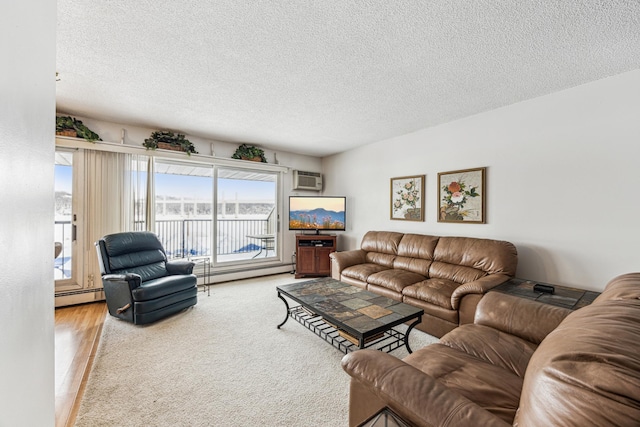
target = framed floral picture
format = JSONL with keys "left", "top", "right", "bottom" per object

{"left": 438, "top": 167, "right": 486, "bottom": 223}
{"left": 390, "top": 175, "right": 425, "bottom": 221}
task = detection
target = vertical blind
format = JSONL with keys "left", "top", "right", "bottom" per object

{"left": 82, "top": 151, "right": 149, "bottom": 285}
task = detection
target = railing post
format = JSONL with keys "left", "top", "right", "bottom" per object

{"left": 182, "top": 219, "right": 186, "bottom": 258}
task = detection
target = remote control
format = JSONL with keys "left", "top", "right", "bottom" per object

{"left": 533, "top": 284, "right": 555, "bottom": 294}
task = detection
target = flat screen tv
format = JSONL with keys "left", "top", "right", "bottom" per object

{"left": 289, "top": 196, "right": 346, "bottom": 234}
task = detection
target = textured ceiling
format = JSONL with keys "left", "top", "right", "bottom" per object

{"left": 56, "top": 1, "right": 640, "bottom": 157}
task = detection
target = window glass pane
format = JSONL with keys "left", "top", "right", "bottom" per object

{"left": 54, "top": 151, "right": 73, "bottom": 280}
{"left": 154, "top": 161, "right": 213, "bottom": 258}
{"left": 216, "top": 168, "right": 277, "bottom": 263}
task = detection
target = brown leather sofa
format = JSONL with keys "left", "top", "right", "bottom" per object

{"left": 342, "top": 272, "right": 640, "bottom": 427}
{"left": 330, "top": 231, "right": 518, "bottom": 337}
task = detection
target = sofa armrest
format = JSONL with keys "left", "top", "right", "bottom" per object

{"left": 475, "top": 292, "right": 572, "bottom": 345}
{"left": 450, "top": 274, "right": 511, "bottom": 310}
{"left": 166, "top": 259, "right": 196, "bottom": 275}
{"left": 330, "top": 250, "right": 366, "bottom": 280}
{"left": 102, "top": 273, "right": 141, "bottom": 291}
{"left": 342, "top": 350, "right": 510, "bottom": 427}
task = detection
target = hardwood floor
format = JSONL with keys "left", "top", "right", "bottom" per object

{"left": 55, "top": 301, "right": 107, "bottom": 427}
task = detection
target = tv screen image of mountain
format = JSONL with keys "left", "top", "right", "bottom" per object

{"left": 289, "top": 196, "right": 346, "bottom": 233}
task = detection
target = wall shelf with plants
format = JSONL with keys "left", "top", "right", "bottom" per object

{"left": 56, "top": 116, "right": 102, "bottom": 142}
{"left": 142, "top": 131, "right": 198, "bottom": 155}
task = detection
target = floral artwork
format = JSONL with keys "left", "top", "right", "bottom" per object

{"left": 438, "top": 168, "right": 486, "bottom": 223}
{"left": 390, "top": 175, "right": 425, "bottom": 221}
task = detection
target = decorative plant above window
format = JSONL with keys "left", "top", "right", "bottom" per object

{"left": 56, "top": 116, "right": 102, "bottom": 142}
{"left": 231, "top": 144, "right": 267, "bottom": 162}
{"left": 143, "top": 131, "right": 198, "bottom": 155}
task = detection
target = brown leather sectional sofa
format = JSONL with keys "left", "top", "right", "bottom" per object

{"left": 342, "top": 272, "right": 640, "bottom": 426}
{"left": 330, "top": 231, "right": 518, "bottom": 337}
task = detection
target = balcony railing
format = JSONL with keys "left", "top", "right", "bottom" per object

{"left": 55, "top": 216, "right": 274, "bottom": 263}
{"left": 151, "top": 217, "right": 272, "bottom": 258}
{"left": 54, "top": 220, "right": 73, "bottom": 278}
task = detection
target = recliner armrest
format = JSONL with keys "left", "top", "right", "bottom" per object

{"left": 330, "top": 250, "right": 366, "bottom": 280}
{"left": 166, "top": 259, "right": 196, "bottom": 275}
{"left": 102, "top": 273, "right": 142, "bottom": 290}
{"left": 342, "top": 350, "right": 509, "bottom": 427}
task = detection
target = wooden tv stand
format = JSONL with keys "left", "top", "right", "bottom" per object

{"left": 295, "top": 235, "right": 336, "bottom": 279}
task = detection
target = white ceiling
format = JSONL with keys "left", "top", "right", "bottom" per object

{"left": 56, "top": 1, "right": 640, "bottom": 157}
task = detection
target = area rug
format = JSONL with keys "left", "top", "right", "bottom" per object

{"left": 74, "top": 274, "right": 439, "bottom": 427}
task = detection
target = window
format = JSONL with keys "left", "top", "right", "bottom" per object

{"left": 216, "top": 167, "right": 278, "bottom": 264}
{"left": 151, "top": 160, "right": 281, "bottom": 267}
{"left": 54, "top": 135, "right": 287, "bottom": 302}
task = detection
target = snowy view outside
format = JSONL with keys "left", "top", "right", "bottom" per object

{"left": 153, "top": 168, "right": 277, "bottom": 259}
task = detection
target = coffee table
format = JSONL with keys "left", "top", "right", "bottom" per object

{"left": 277, "top": 277, "right": 423, "bottom": 354}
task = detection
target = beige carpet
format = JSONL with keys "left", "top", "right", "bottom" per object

{"left": 74, "top": 274, "right": 438, "bottom": 427}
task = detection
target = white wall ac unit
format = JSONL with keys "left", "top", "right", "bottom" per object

{"left": 293, "top": 170, "right": 323, "bottom": 191}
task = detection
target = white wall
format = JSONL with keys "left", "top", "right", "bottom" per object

{"left": 323, "top": 70, "right": 640, "bottom": 291}
{"left": 0, "top": 0, "right": 56, "bottom": 425}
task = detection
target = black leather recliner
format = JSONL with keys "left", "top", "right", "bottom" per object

{"left": 95, "top": 231, "right": 198, "bottom": 325}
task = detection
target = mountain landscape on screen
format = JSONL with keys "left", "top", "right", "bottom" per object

{"left": 289, "top": 208, "right": 345, "bottom": 230}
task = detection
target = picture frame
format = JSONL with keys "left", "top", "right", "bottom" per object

{"left": 438, "top": 167, "right": 486, "bottom": 223}
{"left": 390, "top": 175, "right": 425, "bottom": 221}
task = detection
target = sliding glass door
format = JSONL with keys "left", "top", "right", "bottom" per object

{"left": 152, "top": 160, "right": 281, "bottom": 267}
{"left": 215, "top": 167, "right": 278, "bottom": 264}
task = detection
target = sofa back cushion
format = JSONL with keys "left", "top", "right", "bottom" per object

{"left": 361, "top": 231, "right": 404, "bottom": 268}
{"left": 515, "top": 274, "right": 640, "bottom": 426}
{"left": 392, "top": 234, "right": 439, "bottom": 275}
{"left": 101, "top": 231, "right": 168, "bottom": 282}
{"left": 430, "top": 237, "right": 517, "bottom": 284}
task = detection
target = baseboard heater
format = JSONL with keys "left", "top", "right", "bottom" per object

{"left": 55, "top": 287, "right": 104, "bottom": 297}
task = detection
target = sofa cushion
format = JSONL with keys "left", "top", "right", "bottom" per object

{"left": 402, "top": 277, "right": 460, "bottom": 309}
{"left": 364, "top": 252, "right": 396, "bottom": 268}
{"left": 440, "top": 324, "right": 536, "bottom": 378}
{"left": 429, "top": 261, "right": 486, "bottom": 284}
{"left": 360, "top": 231, "right": 403, "bottom": 254}
{"left": 404, "top": 343, "right": 523, "bottom": 424}
{"left": 367, "top": 269, "right": 426, "bottom": 293}
{"left": 131, "top": 274, "right": 197, "bottom": 301}
{"left": 341, "top": 263, "right": 390, "bottom": 283}
{"left": 397, "top": 233, "right": 439, "bottom": 260}
{"left": 431, "top": 236, "right": 517, "bottom": 279}
{"left": 393, "top": 256, "right": 431, "bottom": 276}
{"left": 102, "top": 231, "right": 164, "bottom": 257}
{"left": 109, "top": 257, "right": 168, "bottom": 282}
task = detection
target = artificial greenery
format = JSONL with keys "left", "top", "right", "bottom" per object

{"left": 231, "top": 144, "right": 267, "bottom": 162}
{"left": 56, "top": 116, "right": 102, "bottom": 142}
{"left": 143, "top": 131, "right": 198, "bottom": 155}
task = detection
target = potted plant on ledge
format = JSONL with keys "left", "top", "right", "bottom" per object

{"left": 143, "top": 131, "right": 198, "bottom": 155}
{"left": 56, "top": 116, "right": 102, "bottom": 142}
{"left": 231, "top": 144, "right": 267, "bottom": 162}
